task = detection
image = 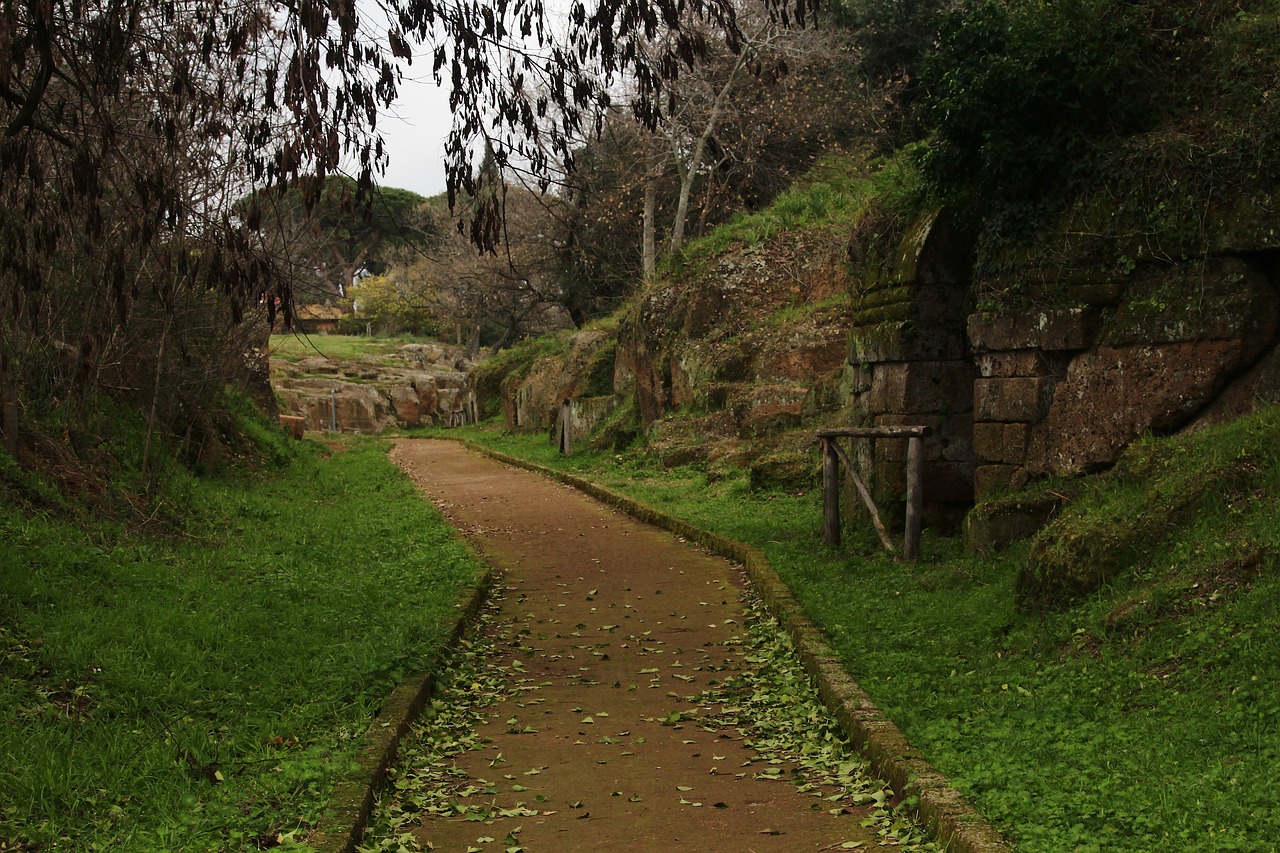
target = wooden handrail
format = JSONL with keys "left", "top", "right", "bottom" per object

{"left": 818, "top": 426, "right": 930, "bottom": 561}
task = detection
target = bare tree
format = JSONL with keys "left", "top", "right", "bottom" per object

{"left": 553, "top": 7, "right": 864, "bottom": 302}
{"left": 1, "top": 0, "right": 815, "bottom": 458}
{"left": 355, "top": 188, "right": 571, "bottom": 356}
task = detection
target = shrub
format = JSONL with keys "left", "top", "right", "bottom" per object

{"left": 920, "top": 0, "right": 1158, "bottom": 210}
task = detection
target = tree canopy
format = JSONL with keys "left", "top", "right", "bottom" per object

{"left": 240, "top": 177, "right": 435, "bottom": 303}
{"left": 0, "top": 0, "right": 813, "bottom": 459}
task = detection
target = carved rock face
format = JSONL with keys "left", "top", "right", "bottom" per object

{"left": 272, "top": 352, "right": 470, "bottom": 433}
{"left": 1027, "top": 341, "right": 1247, "bottom": 475}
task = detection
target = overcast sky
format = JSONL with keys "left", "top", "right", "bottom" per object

{"left": 378, "top": 70, "right": 453, "bottom": 199}
{"left": 371, "top": 2, "right": 575, "bottom": 200}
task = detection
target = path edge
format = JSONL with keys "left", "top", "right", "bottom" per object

{"left": 307, "top": 533, "right": 498, "bottom": 852}
{"left": 466, "top": 441, "right": 1014, "bottom": 853}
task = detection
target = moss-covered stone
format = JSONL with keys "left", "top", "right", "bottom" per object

{"left": 963, "top": 491, "right": 1065, "bottom": 555}
{"left": 748, "top": 448, "right": 816, "bottom": 492}
{"left": 1017, "top": 455, "right": 1257, "bottom": 610}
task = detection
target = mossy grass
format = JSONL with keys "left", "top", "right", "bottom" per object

{"left": 666, "top": 150, "right": 926, "bottom": 275}
{"left": 460, "top": 410, "right": 1280, "bottom": 851}
{"left": 268, "top": 333, "right": 440, "bottom": 365}
{"left": 0, "top": 433, "right": 483, "bottom": 850}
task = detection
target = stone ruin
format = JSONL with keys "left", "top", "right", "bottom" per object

{"left": 271, "top": 343, "right": 476, "bottom": 433}
{"left": 848, "top": 204, "right": 1280, "bottom": 544}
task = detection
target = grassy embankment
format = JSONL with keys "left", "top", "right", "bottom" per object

{"left": 459, "top": 408, "right": 1280, "bottom": 852}
{"left": 0, "top": 429, "right": 482, "bottom": 851}
{"left": 268, "top": 333, "right": 436, "bottom": 365}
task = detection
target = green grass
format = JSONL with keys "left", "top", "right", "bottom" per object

{"left": 0, "top": 438, "right": 483, "bottom": 851}
{"left": 459, "top": 412, "right": 1280, "bottom": 852}
{"left": 669, "top": 151, "right": 928, "bottom": 270}
{"left": 269, "top": 333, "right": 438, "bottom": 364}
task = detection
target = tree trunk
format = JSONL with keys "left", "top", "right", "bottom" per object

{"left": 642, "top": 178, "right": 658, "bottom": 281}
{"left": 141, "top": 308, "right": 174, "bottom": 483}
{"left": 667, "top": 47, "right": 751, "bottom": 255}
{"left": 0, "top": 345, "right": 17, "bottom": 458}
{"left": 668, "top": 148, "right": 698, "bottom": 255}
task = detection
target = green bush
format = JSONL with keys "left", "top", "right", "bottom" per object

{"left": 834, "top": 0, "right": 956, "bottom": 84}
{"left": 920, "top": 0, "right": 1158, "bottom": 209}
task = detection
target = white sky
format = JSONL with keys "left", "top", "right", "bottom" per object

{"left": 372, "top": 2, "right": 575, "bottom": 200}
{"left": 378, "top": 70, "right": 453, "bottom": 199}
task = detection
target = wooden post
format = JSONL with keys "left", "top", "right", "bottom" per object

{"left": 828, "top": 439, "right": 895, "bottom": 554}
{"left": 904, "top": 435, "right": 924, "bottom": 562}
{"left": 822, "top": 437, "right": 841, "bottom": 547}
{"left": 816, "top": 425, "right": 932, "bottom": 559}
{"left": 559, "top": 399, "right": 572, "bottom": 456}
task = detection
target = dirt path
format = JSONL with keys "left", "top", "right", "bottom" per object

{"left": 384, "top": 439, "right": 897, "bottom": 852}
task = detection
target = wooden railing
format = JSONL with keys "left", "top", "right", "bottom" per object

{"left": 816, "top": 426, "right": 932, "bottom": 561}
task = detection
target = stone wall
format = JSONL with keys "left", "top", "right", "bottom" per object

{"left": 969, "top": 256, "right": 1280, "bottom": 499}
{"left": 846, "top": 207, "right": 977, "bottom": 527}
{"left": 847, "top": 204, "right": 1280, "bottom": 535}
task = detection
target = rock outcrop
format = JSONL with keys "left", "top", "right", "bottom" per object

{"left": 483, "top": 230, "right": 855, "bottom": 480}
{"left": 969, "top": 256, "right": 1280, "bottom": 494}
{"left": 476, "top": 177, "right": 1280, "bottom": 559}
{"left": 610, "top": 232, "right": 852, "bottom": 471}
{"left": 271, "top": 343, "right": 474, "bottom": 433}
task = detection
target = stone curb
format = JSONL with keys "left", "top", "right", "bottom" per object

{"left": 467, "top": 441, "right": 1014, "bottom": 853}
{"left": 308, "top": 560, "right": 497, "bottom": 853}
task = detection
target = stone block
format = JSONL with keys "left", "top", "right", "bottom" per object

{"left": 850, "top": 317, "right": 967, "bottom": 364}
{"left": 973, "top": 422, "right": 1029, "bottom": 464}
{"left": 390, "top": 385, "right": 421, "bottom": 425}
{"left": 1189, "top": 341, "right": 1280, "bottom": 431}
{"left": 414, "top": 379, "right": 438, "bottom": 414}
{"left": 976, "top": 351, "right": 1048, "bottom": 378}
{"left": 964, "top": 494, "right": 1063, "bottom": 554}
{"left": 868, "top": 361, "right": 974, "bottom": 415}
{"left": 973, "top": 464, "right": 1030, "bottom": 500}
{"left": 974, "top": 377, "right": 1052, "bottom": 423}
{"left": 971, "top": 422, "right": 1005, "bottom": 462}
{"left": 968, "top": 308, "right": 1100, "bottom": 353}
{"left": 278, "top": 415, "right": 305, "bottom": 439}
{"left": 1001, "top": 423, "right": 1030, "bottom": 464}
{"left": 1028, "top": 341, "right": 1247, "bottom": 475}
